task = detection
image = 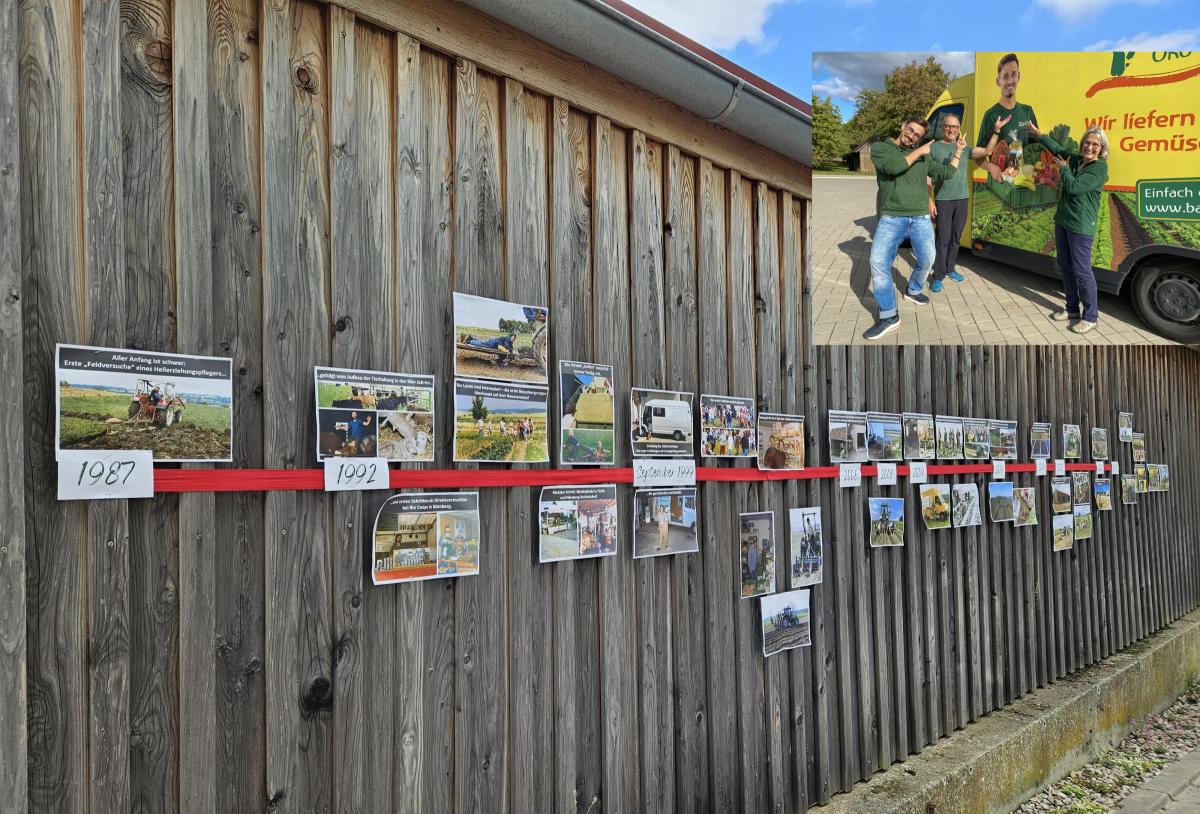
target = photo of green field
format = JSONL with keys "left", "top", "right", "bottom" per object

{"left": 59, "top": 383, "right": 232, "bottom": 461}
{"left": 560, "top": 428, "right": 614, "bottom": 464}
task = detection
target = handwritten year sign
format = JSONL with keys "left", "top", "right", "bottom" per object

{"left": 633, "top": 458, "right": 697, "bottom": 488}
{"left": 1035, "top": 459, "right": 1047, "bottom": 477}
{"left": 58, "top": 450, "right": 154, "bottom": 501}
{"left": 908, "top": 462, "right": 928, "bottom": 484}
{"left": 839, "top": 463, "right": 862, "bottom": 488}
{"left": 324, "top": 458, "right": 390, "bottom": 492}
{"left": 876, "top": 462, "right": 897, "bottom": 486}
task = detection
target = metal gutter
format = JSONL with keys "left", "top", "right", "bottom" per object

{"left": 457, "top": 0, "right": 812, "bottom": 166}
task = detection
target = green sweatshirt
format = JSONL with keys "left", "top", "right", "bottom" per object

{"left": 871, "top": 140, "right": 957, "bottom": 216}
{"left": 1040, "top": 134, "right": 1109, "bottom": 236}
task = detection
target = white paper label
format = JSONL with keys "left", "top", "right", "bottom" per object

{"left": 633, "top": 458, "right": 697, "bottom": 487}
{"left": 1111, "top": 460, "right": 1120, "bottom": 476}
{"left": 1054, "top": 459, "right": 1066, "bottom": 476}
{"left": 324, "top": 458, "right": 390, "bottom": 491}
{"left": 58, "top": 450, "right": 154, "bottom": 501}
{"left": 1097, "top": 461, "right": 1105, "bottom": 474}
{"left": 992, "top": 460, "right": 1006, "bottom": 479}
{"left": 1035, "top": 459, "right": 1047, "bottom": 477}
{"left": 839, "top": 463, "right": 862, "bottom": 488}
{"left": 876, "top": 462, "right": 897, "bottom": 485}
{"left": 908, "top": 462, "right": 928, "bottom": 484}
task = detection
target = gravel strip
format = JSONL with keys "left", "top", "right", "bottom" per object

{"left": 1015, "top": 679, "right": 1200, "bottom": 813}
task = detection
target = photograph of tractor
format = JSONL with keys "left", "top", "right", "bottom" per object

{"left": 128, "top": 379, "right": 186, "bottom": 427}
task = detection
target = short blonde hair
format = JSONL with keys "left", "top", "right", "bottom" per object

{"left": 1081, "top": 127, "right": 1109, "bottom": 159}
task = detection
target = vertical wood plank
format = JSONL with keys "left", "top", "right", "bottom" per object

{"left": 593, "top": 114, "right": 639, "bottom": 814}
{"left": 260, "top": 1, "right": 335, "bottom": 808}
{"left": 0, "top": 0, "right": 26, "bottom": 804}
{"left": 174, "top": 0, "right": 216, "bottom": 809}
{"left": 452, "top": 60, "right": 509, "bottom": 814}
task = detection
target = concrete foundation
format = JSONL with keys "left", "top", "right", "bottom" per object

{"left": 819, "top": 609, "right": 1200, "bottom": 814}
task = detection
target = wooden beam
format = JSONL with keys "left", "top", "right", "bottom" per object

{"left": 318, "top": 0, "right": 811, "bottom": 199}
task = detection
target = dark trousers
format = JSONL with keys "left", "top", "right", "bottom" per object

{"left": 932, "top": 197, "right": 967, "bottom": 281}
{"left": 1055, "top": 224, "right": 1098, "bottom": 322}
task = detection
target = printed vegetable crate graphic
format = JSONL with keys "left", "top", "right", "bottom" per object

{"left": 985, "top": 176, "right": 1060, "bottom": 210}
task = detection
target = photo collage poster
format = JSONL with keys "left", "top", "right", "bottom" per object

{"left": 701, "top": 395, "right": 758, "bottom": 459}
{"left": 559, "top": 360, "right": 615, "bottom": 466}
{"left": 632, "top": 488, "right": 700, "bottom": 558}
{"left": 372, "top": 492, "right": 481, "bottom": 585}
{"left": 314, "top": 366, "right": 434, "bottom": 463}
{"left": 829, "top": 410, "right": 868, "bottom": 463}
{"left": 538, "top": 485, "right": 619, "bottom": 563}
{"left": 631, "top": 388, "right": 695, "bottom": 458}
{"left": 758, "top": 413, "right": 806, "bottom": 470}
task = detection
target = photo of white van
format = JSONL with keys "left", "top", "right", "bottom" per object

{"left": 630, "top": 388, "right": 696, "bottom": 458}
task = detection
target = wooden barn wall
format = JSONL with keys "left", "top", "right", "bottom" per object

{"left": 6, "top": 1, "right": 1200, "bottom": 812}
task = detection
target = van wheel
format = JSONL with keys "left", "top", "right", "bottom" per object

{"left": 672, "top": 430, "right": 684, "bottom": 440}
{"left": 1131, "top": 259, "right": 1200, "bottom": 343}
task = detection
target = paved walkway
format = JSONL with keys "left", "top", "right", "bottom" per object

{"left": 811, "top": 174, "right": 1177, "bottom": 346}
{"left": 1116, "top": 748, "right": 1200, "bottom": 813}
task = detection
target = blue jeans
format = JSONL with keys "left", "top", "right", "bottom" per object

{"left": 1055, "top": 224, "right": 1098, "bottom": 323}
{"left": 869, "top": 215, "right": 936, "bottom": 319}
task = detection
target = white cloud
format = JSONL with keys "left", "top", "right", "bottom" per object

{"left": 1035, "top": 0, "right": 1158, "bottom": 18}
{"left": 811, "top": 51, "right": 974, "bottom": 101}
{"left": 1085, "top": 28, "right": 1200, "bottom": 51}
{"left": 623, "top": 0, "right": 790, "bottom": 50}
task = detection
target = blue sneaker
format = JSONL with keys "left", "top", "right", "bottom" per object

{"left": 948, "top": 271, "right": 965, "bottom": 282}
{"left": 904, "top": 290, "right": 930, "bottom": 306}
{"left": 930, "top": 279, "right": 944, "bottom": 293}
{"left": 863, "top": 315, "right": 900, "bottom": 340}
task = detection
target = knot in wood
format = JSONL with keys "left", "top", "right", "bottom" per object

{"left": 300, "top": 675, "right": 333, "bottom": 718}
{"left": 143, "top": 40, "right": 172, "bottom": 82}
{"left": 334, "top": 316, "right": 350, "bottom": 333}
{"left": 293, "top": 62, "right": 318, "bottom": 94}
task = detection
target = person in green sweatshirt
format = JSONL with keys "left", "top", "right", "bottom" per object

{"left": 1027, "top": 122, "right": 1110, "bottom": 333}
{"left": 927, "top": 114, "right": 991, "bottom": 292}
{"left": 863, "top": 115, "right": 963, "bottom": 340}
{"left": 976, "top": 53, "right": 1039, "bottom": 181}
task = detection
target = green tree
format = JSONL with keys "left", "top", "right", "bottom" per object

{"left": 470, "top": 394, "right": 488, "bottom": 421}
{"left": 811, "top": 95, "right": 848, "bottom": 165}
{"left": 846, "top": 57, "right": 952, "bottom": 145}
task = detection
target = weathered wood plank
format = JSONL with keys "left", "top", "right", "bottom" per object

{"left": 504, "top": 77, "right": 553, "bottom": 814}
{"left": 593, "top": 114, "right": 639, "bottom": 814}
{"left": 452, "top": 60, "right": 509, "bottom": 814}
{"left": 260, "top": 1, "right": 335, "bottom": 809}
{"left": 174, "top": 0, "right": 216, "bottom": 809}
{"left": 0, "top": 0, "right": 26, "bottom": 804}
{"left": 666, "top": 145, "right": 710, "bottom": 814}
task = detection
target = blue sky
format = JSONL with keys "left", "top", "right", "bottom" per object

{"left": 626, "top": 0, "right": 1200, "bottom": 119}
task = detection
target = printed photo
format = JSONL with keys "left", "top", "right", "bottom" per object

{"left": 1132, "top": 432, "right": 1146, "bottom": 463}
{"left": 868, "top": 497, "right": 905, "bottom": 547}
{"left": 1030, "top": 422, "right": 1052, "bottom": 459}
{"left": 758, "top": 413, "right": 806, "bottom": 470}
{"left": 829, "top": 410, "right": 868, "bottom": 463}
{"left": 1071, "top": 471, "right": 1091, "bottom": 505}
{"left": 988, "top": 481, "right": 1015, "bottom": 522}
{"left": 372, "top": 492, "right": 480, "bottom": 585}
{"left": 919, "top": 484, "right": 952, "bottom": 531}
{"left": 1121, "top": 475, "right": 1138, "bottom": 505}
{"left": 314, "top": 367, "right": 435, "bottom": 462}
{"left": 633, "top": 488, "right": 699, "bottom": 558}
{"left": 1091, "top": 428, "right": 1109, "bottom": 460}
{"left": 789, "top": 507, "right": 823, "bottom": 588}
{"left": 866, "top": 412, "right": 904, "bottom": 461}
{"left": 538, "top": 485, "right": 619, "bottom": 563}
{"left": 1014, "top": 487, "right": 1038, "bottom": 527}
{"left": 559, "top": 360, "right": 615, "bottom": 466}
{"left": 701, "top": 394, "right": 757, "bottom": 459}
{"left": 56, "top": 343, "right": 233, "bottom": 462}
{"left": 1136, "top": 464, "right": 1149, "bottom": 493}
{"left": 952, "top": 484, "right": 982, "bottom": 528}
{"left": 453, "top": 378, "right": 549, "bottom": 463}
{"left": 1118, "top": 412, "right": 1134, "bottom": 443}
{"left": 1073, "top": 503, "right": 1093, "bottom": 541}
{"left": 988, "top": 420, "right": 1018, "bottom": 460}
{"left": 631, "top": 388, "right": 695, "bottom": 458}
{"left": 1051, "top": 477, "right": 1073, "bottom": 514}
{"left": 1063, "top": 424, "right": 1082, "bottom": 459}
{"left": 936, "top": 416, "right": 964, "bottom": 460}
{"left": 1094, "top": 478, "right": 1113, "bottom": 511}
{"left": 453, "top": 292, "right": 548, "bottom": 384}
{"left": 761, "top": 588, "right": 811, "bottom": 657}
{"left": 740, "top": 511, "right": 777, "bottom": 598}
{"left": 1148, "top": 464, "right": 1169, "bottom": 492}
{"left": 902, "top": 412, "right": 936, "bottom": 460}
{"left": 1053, "top": 513, "right": 1074, "bottom": 551}
{"left": 963, "top": 418, "right": 991, "bottom": 460}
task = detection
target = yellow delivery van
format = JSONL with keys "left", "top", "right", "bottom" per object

{"left": 925, "top": 51, "right": 1200, "bottom": 342}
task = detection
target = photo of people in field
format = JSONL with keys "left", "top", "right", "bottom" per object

{"left": 372, "top": 492, "right": 480, "bottom": 585}
{"left": 453, "top": 292, "right": 549, "bottom": 385}
{"left": 1073, "top": 503, "right": 1093, "bottom": 540}
{"left": 1053, "top": 514, "right": 1074, "bottom": 551}
{"left": 56, "top": 344, "right": 233, "bottom": 462}
{"left": 453, "top": 379, "right": 549, "bottom": 463}
{"left": 559, "top": 361, "right": 615, "bottom": 466}
{"left": 952, "top": 484, "right": 982, "bottom": 528}
{"left": 936, "top": 417, "right": 964, "bottom": 460}
{"left": 868, "top": 497, "right": 905, "bottom": 547}
{"left": 701, "top": 395, "right": 757, "bottom": 458}
{"left": 761, "top": 588, "right": 811, "bottom": 657}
